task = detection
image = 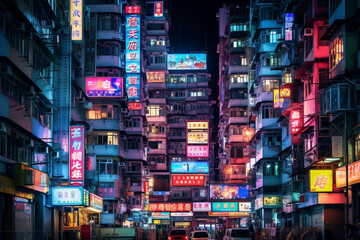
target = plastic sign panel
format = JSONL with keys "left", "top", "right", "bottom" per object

{"left": 290, "top": 110, "right": 303, "bottom": 134}
{"left": 209, "top": 212, "right": 249, "bottom": 217}
{"left": 264, "top": 196, "right": 282, "bottom": 208}
{"left": 89, "top": 193, "right": 103, "bottom": 212}
{"left": 167, "top": 54, "right": 207, "bottom": 70}
{"left": 255, "top": 195, "right": 263, "bottom": 210}
{"left": 171, "top": 174, "right": 205, "bottom": 186}
{"left": 336, "top": 161, "right": 360, "bottom": 188}
{"left": 154, "top": 2, "right": 163, "bottom": 17}
{"left": 146, "top": 71, "right": 165, "bottom": 82}
{"left": 126, "top": 15, "right": 140, "bottom": 73}
{"left": 86, "top": 77, "right": 123, "bottom": 97}
{"left": 152, "top": 212, "right": 170, "bottom": 219}
{"left": 285, "top": 13, "right": 294, "bottom": 41}
{"left": 171, "top": 212, "right": 193, "bottom": 217}
{"left": 144, "top": 181, "right": 150, "bottom": 195}
{"left": 210, "top": 185, "right": 249, "bottom": 199}
{"left": 153, "top": 191, "right": 170, "bottom": 195}
{"left": 187, "top": 120, "right": 209, "bottom": 158}
{"left": 126, "top": 74, "right": 140, "bottom": 100}
{"left": 52, "top": 187, "right": 85, "bottom": 206}
{"left": 239, "top": 202, "right": 251, "bottom": 212}
{"left": 310, "top": 170, "right": 333, "bottom": 192}
{"left": 280, "top": 87, "right": 291, "bottom": 98}
{"left": 128, "top": 102, "right": 142, "bottom": 110}
{"left": 193, "top": 202, "right": 211, "bottom": 212}
{"left": 148, "top": 203, "right": 192, "bottom": 212}
{"left": 273, "top": 89, "right": 284, "bottom": 108}
{"left": 171, "top": 161, "right": 209, "bottom": 173}
{"left": 70, "top": 0, "right": 83, "bottom": 41}
{"left": 125, "top": 6, "right": 141, "bottom": 14}
{"left": 69, "top": 126, "right": 84, "bottom": 186}
{"left": 212, "top": 202, "right": 238, "bottom": 212}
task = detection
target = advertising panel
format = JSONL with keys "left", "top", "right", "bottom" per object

{"left": 264, "top": 196, "right": 282, "bottom": 208}
{"left": 171, "top": 174, "right": 205, "bottom": 186}
{"left": 152, "top": 212, "right": 170, "bottom": 219}
{"left": 212, "top": 202, "right": 239, "bottom": 212}
{"left": 128, "top": 102, "right": 142, "bottom": 110}
{"left": 336, "top": 161, "right": 360, "bottom": 188}
{"left": 193, "top": 202, "right": 211, "bottom": 212}
{"left": 171, "top": 161, "right": 209, "bottom": 173}
{"left": 70, "top": 0, "right": 83, "bottom": 41}
{"left": 285, "top": 13, "right": 294, "bottom": 41}
{"left": 52, "top": 187, "right": 84, "bottom": 206}
{"left": 126, "top": 74, "right": 141, "bottom": 100}
{"left": 148, "top": 203, "right": 192, "bottom": 212}
{"left": 126, "top": 15, "right": 140, "bottom": 73}
{"left": 280, "top": 87, "right": 291, "bottom": 98}
{"left": 238, "top": 202, "right": 251, "bottom": 212}
{"left": 186, "top": 120, "right": 209, "bottom": 158}
{"left": 209, "top": 212, "right": 250, "bottom": 217}
{"left": 125, "top": 6, "right": 141, "bottom": 14}
{"left": 171, "top": 212, "right": 193, "bottom": 217}
{"left": 69, "top": 126, "right": 84, "bottom": 186}
{"left": 273, "top": 89, "right": 284, "bottom": 109}
{"left": 255, "top": 195, "right": 263, "bottom": 210}
{"left": 310, "top": 169, "right": 333, "bottom": 192}
{"left": 15, "top": 164, "right": 49, "bottom": 193}
{"left": 187, "top": 132, "right": 209, "bottom": 144}
{"left": 210, "top": 185, "right": 249, "bottom": 199}
{"left": 89, "top": 193, "right": 103, "bottom": 212}
{"left": 290, "top": 110, "right": 303, "bottom": 134}
{"left": 167, "top": 54, "right": 207, "bottom": 70}
{"left": 147, "top": 71, "right": 165, "bottom": 82}
{"left": 86, "top": 77, "right": 123, "bottom": 97}
{"left": 144, "top": 181, "right": 150, "bottom": 195}
{"left": 154, "top": 2, "right": 163, "bottom": 17}
{"left": 187, "top": 146, "right": 209, "bottom": 158}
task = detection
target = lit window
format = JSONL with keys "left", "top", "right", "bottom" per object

{"left": 284, "top": 73, "right": 292, "bottom": 84}
{"left": 262, "top": 79, "right": 279, "bottom": 92}
{"left": 330, "top": 34, "right": 343, "bottom": 69}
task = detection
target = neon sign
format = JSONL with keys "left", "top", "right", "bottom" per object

{"left": 126, "top": 74, "right": 140, "bottom": 100}
{"left": 86, "top": 77, "right": 123, "bottom": 97}
{"left": 148, "top": 203, "right": 192, "bottom": 212}
{"left": 154, "top": 2, "right": 163, "bottom": 17}
{"left": 69, "top": 126, "right": 84, "bottom": 186}
{"left": 171, "top": 174, "right": 205, "bottom": 186}
{"left": 70, "top": 0, "right": 83, "bottom": 41}
{"left": 290, "top": 110, "right": 303, "bottom": 134}
{"left": 186, "top": 120, "right": 209, "bottom": 158}
{"left": 310, "top": 170, "right": 333, "bottom": 192}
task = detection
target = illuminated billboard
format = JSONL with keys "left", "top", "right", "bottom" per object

{"left": 125, "top": 6, "right": 141, "bottom": 14}
{"left": 212, "top": 202, "right": 238, "bottom": 212}
{"left": 187, "top": 120, "right": 209, "bottom": 158}
{"left": 264, "top": 196, "right": 282, "bottom": 208}
{"left": 167, "top": 54, "right": 207, "bottom": 70}
{"left": 52, "top": 187, "right": 87, "bottom": 206}
{"left": 126, "top": 74, "right": 141, "bottom": 100}
{"left": 290, "top": 110, "right": 303, "bottom": 134}
{"left": 148, "top": 203, "right": 192, "bottom": 212}
{"left": 89, "top": 193, "right": 103, "bottom": 212}
{"left": 310, "top": 170, "right": 333, "bottom": 192}
{"left": 70, "top": 0, "right": 83, "bottom": 41}
{"left": 209, "top": 212, "right": 249, "bottom": 217}
{"left": 128, "top": 102, "right": 142, "bottom": 110}
{"left": 69, "top": 126, "right": 84, "bottom": 186}
{"left": 152, "top": 212, "right": 170, "bottom": 219}
{"left": 86, "top": 77, "right": 123, "bottom": 97}
{"left": 154, "top": 2, "right": 163, "bottom": 17}
{"left": 193, "top": 202, "right": 211, "bottom": 212}
{"left": 336, "top": 161, "right": 360, "bottom": 188}
{"left": 255, "top": 195, "right": 263, "bottom": 210}
{"left": 239, "top": 202, "right": 251, "bottom": 212}
{"left": 146, "top": 71, "right": 165, "bottom": 83}
{"left": 171, "top": 161, "right": 209, "bottom": 173}
{"left": 126, "top": 15, "right": 140, "bottom": 73}
{"left": 273, "top": 89, "right": 284, "bottom": 109}
{"left": 210, "top": 184, "right": 249, "bottom": 199}
{"left": 280, "top": 87, "right": 291, "bottom": 98}
{"left": 171, "top": 174, "right": 205, "bottom": 186}
{"left": 285, "top": 13, "right": 294, "bottom": 41}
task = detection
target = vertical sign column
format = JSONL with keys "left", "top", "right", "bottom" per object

{"left": 186, "top": 121, "right": 209, "bottom": 158}
{"left": 70, "top": 0, "right": 83, "bottom": 41}
{"left": 69, "top": 126, "right": 84, "bottom": 186}
{"left": 125, "top": 6, "right": 141, "bottom": 102}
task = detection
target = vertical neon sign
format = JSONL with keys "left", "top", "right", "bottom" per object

{"left": 69, "top": 126, "right": 84, "bottom": 185}
{"left": 70, "top": 0, "right": 83, "bottom": 41}
{"left": 290, "top": 110, "right": 303, "bottom": 134}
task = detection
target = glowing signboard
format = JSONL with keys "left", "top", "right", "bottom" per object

{"left": 167, "top": 54, "right": 207, "bottom": 70}
{"left": 239, "top": 202, "right": 251, "bottom": 212}
{"left": 146, "top": 71, "right": 165, "bottom": 82}
{"left": 280, "top": 87, "right": 291, "bottom": 98}
{"left": 212, "top": 202, "right": 238, "bottom": 212}
{"left": 290, "top": 110, "right": 303, "bottom": 134}
{"left": 255, "top": 195, "right": 263, "bottom": 210}
{"left": 89, "top": 193, "right": 103, "bottom": 212}
{"left": 273, "top": 89, "right": 284, "bottom": 109}
{"left": 125, "top": 6, "right": 141, "bottom": 14}
{"left": 86, "top": 77, "right": 123, "bottom": 97}
{"left": 209, "top": 212, "right": 249, "bottom": 217}
{"left": 210, "top": 185, "right": 249, "bottom": 199}
{"left": 128, "top": 102, "right": 142, "bottom": 110}
{"left": 154, "top": 2, "right": 163, "bottom": 17}
{"left": 69, "top": 126, "right": 84, "bottom": 186}
{"left": 310, "top": 170, "right": 333, "bottom": 192}
{"left": 285, "top": 13, "right": 294, "bottom": 41}
{"left": 152, "top": 212, "right": 170, "bottom": 219}
{"left": 126, "top": 74, "right": 140, "bottom": 100}
{"left": 171, "top": 174, "right": 205, "bottom": 186}
{"left": 336, "top": 161, "right": 360, "bottom": 188}
{"left": 171, "top": 161, "right": 209, "bottom": 173}
{"left": 193, "top": 202, "right": 211, "bottom": 212}
{"left": 70, "top": 0, "right": 83, "bottom": 41}
{"left": 187, "top": 120, "right": 209, "bottom": 158}
{"left": 52, "top": 187, "right": 86, "bottom": 206}
{"left": 264, "top": 196, "right": 282, "bottom": 207}
{"left": 144, "top": 181, "right": 150, "bottom": 195}
{"left": 126, "top": 15, "right": 140, "bottom": 73}
{"left": 171, "top": 212, "right": 193, "bottom": 217}
{"left": 148, "top": 203, "right": 192, "bottom": 212}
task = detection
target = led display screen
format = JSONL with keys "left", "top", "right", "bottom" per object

{"left": 167, "top": 54, "right": 207, "bottom": 70}
{"left": 86, "top": 77, "right": 123, "bottom": 97}
{"left": 210, "top": 184, "right": 249, "bottom": 199}
{"left": 152, "top": 212, "right": 170, "bottom": 219}
{"left": 171, "top": 161, "right": 209, "bottom": 173}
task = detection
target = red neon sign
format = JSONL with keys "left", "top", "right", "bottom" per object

{"left": 144, "top": 181, "right": 149, "bottom": 195}
{"left": 154, "top": 2, "right": 163, "bottom": 17}
{"left": 290, "top": 110, "right": 303, "bottom": 134}
{"left": 148, "top": 203, "right": 192, "bottom": 212}
{"left": 125, "top": 6, "right": 141, "bottom": 14}
{"left": 128, "top": 102, "right": 142, "bottom": 110}
{"left": 171, "top": 174, "right": 205, "bottom": 186}
{"left": 70, "top": 126, "right": 84, "bottom": 185}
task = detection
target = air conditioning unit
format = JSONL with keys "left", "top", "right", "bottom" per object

{"left": 51, "top": 151, "right": 60, "bottom": 158}
{"left": 0, "top": 66, "right": 12, "bottom": 75}
{"left": 25, "top": 169, "right": 35, "bottom": 185}
{"left": 0, "top": 122, "right": 6, "bottom": 134}
{"left": 304, "top": 28, "right": 313, "bottom": 36}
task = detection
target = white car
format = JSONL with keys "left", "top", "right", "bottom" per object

{"left": 190, "top": 230, "right": 210, "bottom": 240}
{"left": 223, "top": 228, "right": 251, "bottom": 240}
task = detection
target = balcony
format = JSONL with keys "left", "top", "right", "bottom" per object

{"left": 230, "top": 157, "right": 250, "bottom": 164}
{"left": 148, "top": 132, "right": 167, "bottom": 139}
{"left": 228, "top": 99, "right": 248, "bottom": 107}
{"left": 129, "top": 185, "right": 143, "bottom": 193}
{"left": 229, "top": 82, "right": 248, "bottom": 90}
{"left": 166, "top": 82, "right": 187, "bottom": 89}
{"left": 256, "top": 118, "right": 279, "bottom": 131}
{"left": 32, "top": 118, "right": 51, "bottom": 141}
{"left": 167, "top": 149, "right": 186, "bottom": 155}
{"left": 148, "top": 148, "right": 167, "bottom": 155}
{"left": 230, "top": 47, "right": 246, "bottom": 55}
{"left": 320, "top": 83, "right": 357, "bottom": 114}
{"left": 229, "top": 134, "right": 246, "bottom": 143}
{"left": 168, "top": 122, "right": 186, "bottom": 128}
{"left": 146, "top": 116, "right": 167, "bottom": 123}
{"left": 87, "top": 145, "right": 120, "bottom": 156}
{"left": 87, "top": 4, "right": 121, "bottom": 13}
{"left": 259, "top": 20, "right": 282, "bottom": 30}
{"left": 229, "top": 31, "right": 249, "bottom": 38}
{"left": 97, "top": 30, "right": 122, "bottom": 40}
{"left": 228, "top": 65, "right": 248, "bottom": 74}
{"left": 99, "top": 174, "right": 119, "bottom": 183}
{"left": 255, "top": 146, "right": 281, "bottom": 162}
{"left": 168, "top": 135, "right": 186, "bottom": 141}
{"left": 186, "top": 96, "right": 208, "bottom": 101}
{"left": 167, "top": 95, "right": 186, "bottom": 101}
{"left": 148, "top": 82, "right": 166, "bottom": 89}
{"left": 123, "top": 149, "right": 145, "bottom": 160}
{"left": 255, "top": 175, "right": 281, "bottom": 189}
{"left": 148, "top": 98, "right": 167, "bottom": 105}
{"left": 228, "top": 117, "right": 248, "bottom": 125}
{"left": 145, "top": 45, "right": 167, "bottom": 53}
{"left": 87, "top": 119, "right": 121, "bottom": 131}
{"left": 96, "top": 55, "right": 121, "bottom": 68}
{"left": 147, "top": 62, "right": 167, "bottom": 70}
{"left": 187, "top": 82, "right": 209, "bottom": 88}
{"left": 256, "top": 91, "right": 273, "bottom": 103}
{"left": 124, "top": 127, "right": 145, "bottom": 135}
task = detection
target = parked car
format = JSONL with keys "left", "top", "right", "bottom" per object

{"left": 168, "top": 228, "right": 190, "bottom": 240}
{"left": 190, "top": 230, "right": 210, "bottom": 240}
{"left": 223, "top": 228, "right": 251, "bottom": 240}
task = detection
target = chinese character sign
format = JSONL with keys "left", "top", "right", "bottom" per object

{"left": 290, "top": 110, "right": 303, "bottom": 134}
{"left": 212, "top": 202, "right": 239, "bottom": 212}
{"left": 187, "top": 120, "right": 209, "bottom": 158}
{"left": 126, "top": 74, "right": 140, "bottom": 100}
{"left": 125, "top": 6, "right": 141, "bottom": 14}
{"left": 148, "top": 203, "right": 192, "bottom": 212}
{"left": 154, "top": 2, "right": 163, "bottom": 17}
{"left": 126, "top": 15, "right": 140, "bottom": 73}
{"left": 69, "top": 126, "right": 84, "bottom": 186}
{"left": 239, "top": 202, "right": 251, "bottom": 212}
{"left": 146, "top": 71, "right": 165, "bottom": 82}
{"left": 285, "top": 13, "right": 294, "bottom": 41}
{"left": 336, "top": 161, "right": 360, "bottom": 188}
{"left": 310, "top": 169, "right": 333, "bottom": 192}
{"left": 280, "top": 87, "right": 291, "bottom": 98}
{"left": 273, "top": 89, "right": 284, "bottom": 109}
{"left": 193, "top": 202, "right": 211, "bottom": 212}
{"left": 52, "top": 187, "right": 83, "bottom": 205}
{"left": 144, "top": 181, "right": 149, "bottom": 195}
{"left": 128, "top": 102, "right": 142, "bottom": 110}
{"left": 186, "top": 146, "right": 209, "bottom": 158}
{"left": 70, "top": 0, "right": 83, "bottom": 41}
{"left": 86, "top": 77, "right": 123, "bottom": 97}
{"left": 171, "top": 174, "right": 205, "bottom": 186}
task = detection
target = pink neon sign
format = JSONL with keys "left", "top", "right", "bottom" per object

{"left": 70, "top": 126, "right": 84, "bottom": 186}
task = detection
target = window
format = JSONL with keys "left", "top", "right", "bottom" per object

{"left": 87, "top": 105, "right": 114, "bottom": 119}
{"left": 230, "top": 109, "right": 247, "bottom": 117}
{"left": 97, "top": 42, "right": 121, "bottom": 56}
{"left": 260, "top": 7, "right": 279, "bottom": 20}
{"left": 330, "top": 34, "right": 343, "bottom": 69}
{"left": 231, "top": 40, "right": 246, "bottom": 48}
{"left": 262, "top": 79, "right": 279, "bottom": 92}
{"left": 230, "top": 90, "right": 248, "bottom": 99}
{"left": 262, "top": 133, "right": 281, "bottom": 146}
{"left": 103, "top": 200, "right": 117, "bottom": 214}
{"left": 97, "top": 14, "right": 119, "bottom": 31}
{"left": 263, "top": 162, "right": 280, "bottom": 176}
{"left": 98, "top": 159, "right": 118, "bottom": 174}
{"left": 261, "top": 105, "right": 279, "bottom": 119}
{"left": 200, "top": 190, "right": 206, "bottom": 197}
{"left": 283, "top": 73, "right": 292, "bottom": 84}
{"left": 263, "top": 53, "right": 279, "bottom": 67}
{"left": 355, "top": 134, "right": 360, "bottom": 161}
{"left": 147, "top": 23, "right": 165, "bottom": 31}
{"left": 230, "top": 74, "right": 248, "bottom": 83}
{"left": 151, "top": 55, "right": 166, "bottom": 64}
{"left": 146, "top": 105, "right": 164, "bottom": 116}
{"left": 230, "top": 56, "right": 247, "bottom": 66}
{"left": 169, "top": 75, "right": 186, "bottom": 83}
{"left": 125, "top": 138, "right": 140, "bottom": 150}
{"left": 148, "top": 39, "right": 165, "bottom": 46}
{"left": 188, "top": 90, "right": 206, "bottom": 97}
{"left": 262, "top": 30, "right": 281, "bottom": 43}
{"left": 125, "top": 118, "right": 140, "bottom": 128}
{"left": 127, "top": 162, "right": 141, "bottom": 172}
{"left": 87, "top": 132, "right": 118, "bottom": 145}
{"left": 169, "top": 90, "right": 185, "bottom": 98}
{"left": 149, "top": 141, "right": 163, "bottom": 150}
{"left": 230, "top": 22, "right": 248, "bottom": 32}
{"left": 318, "top": 26, "right": 329, "bottom": 46}
{"left": 149, "top": 125, "right": 165, "bottom": 133}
